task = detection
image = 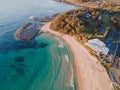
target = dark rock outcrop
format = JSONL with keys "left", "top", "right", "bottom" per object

{"left": 15, "top": 23, "right": 40, "bottom": 41}
{"left": 40, "top": 17, "right": 53, "bottom": 22}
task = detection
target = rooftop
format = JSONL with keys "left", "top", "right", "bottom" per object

{"left": 85, "top": 39, "right": 109, "bottom": 55}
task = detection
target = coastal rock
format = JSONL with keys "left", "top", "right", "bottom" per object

{"left": 29, "top": 16, "right": 39, "bottom": 21}
{"left": 40, "top": 17, "right": 53, "bottom": 22}
{"left": 15, "top": 23, "right": 40, "bottom": 41}
{"left": 39, "top": 14, "right": 59, "bottom": 22}
{"left": 29, "top": 14, "right": 59, "bottom": 23}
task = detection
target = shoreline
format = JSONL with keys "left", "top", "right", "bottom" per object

{"left": 41, "top": 22, "right": 113, "bottom": 90}
{"left": 49, "top": 32, "right": 78, "bottom": 89}
{"left": 55, "top": 0, "right": 99, "bottom": 8}
{"left": 56, "top": 0, "right": 120, "bottom": 12}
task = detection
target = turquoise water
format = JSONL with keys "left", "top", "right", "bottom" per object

{"left": 0, "top": 34, "right": 75, "bottom": 90}
{"left": 0, "top": 0, "right": 77, "bottom": 90}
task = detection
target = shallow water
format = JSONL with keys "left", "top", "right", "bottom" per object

{"left": 0, "top": 33, "right": 75, "bottom": 90}
{"left": 0, "top": 0, "right": 77, "bottom": 90}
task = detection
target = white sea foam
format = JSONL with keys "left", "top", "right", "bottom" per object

{"left": 64, "top": 55, "right": 69, "bottom": 64}
{"left": 49, "top": 10, "right": 56, "bottom": 14}
{"left": 29, "top": 16, "right": 34, "bottom": 19}
{"left": 58, "top": 41, "right": 64, "bottom": 48}
{"left": 70, "top": 63, "right": 75, "bottom": 90}
{"left": 56, "top": 39, "right": 64, "bottom": 48}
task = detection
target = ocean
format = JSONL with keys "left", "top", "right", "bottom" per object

{"left": 0, "top": 0, "right": 77, "bottom": 90}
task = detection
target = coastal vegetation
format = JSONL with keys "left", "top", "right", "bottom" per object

{"left": 50, "top": 7, "right": 120, "bottom": 43}
{"left": 117, "top": 86, "right": 120, "bottom": 90}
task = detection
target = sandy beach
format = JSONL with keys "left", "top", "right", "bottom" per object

{"left": 41, "top": 22, "right": 113, "bottom": 90}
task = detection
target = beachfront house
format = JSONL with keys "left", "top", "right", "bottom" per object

{"left": 85, "top": 39, "right": 109, "bottom": 55}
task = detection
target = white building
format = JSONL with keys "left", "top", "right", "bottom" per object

{"left": 85, "top": 39, "right": 109, "bottom": 55}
